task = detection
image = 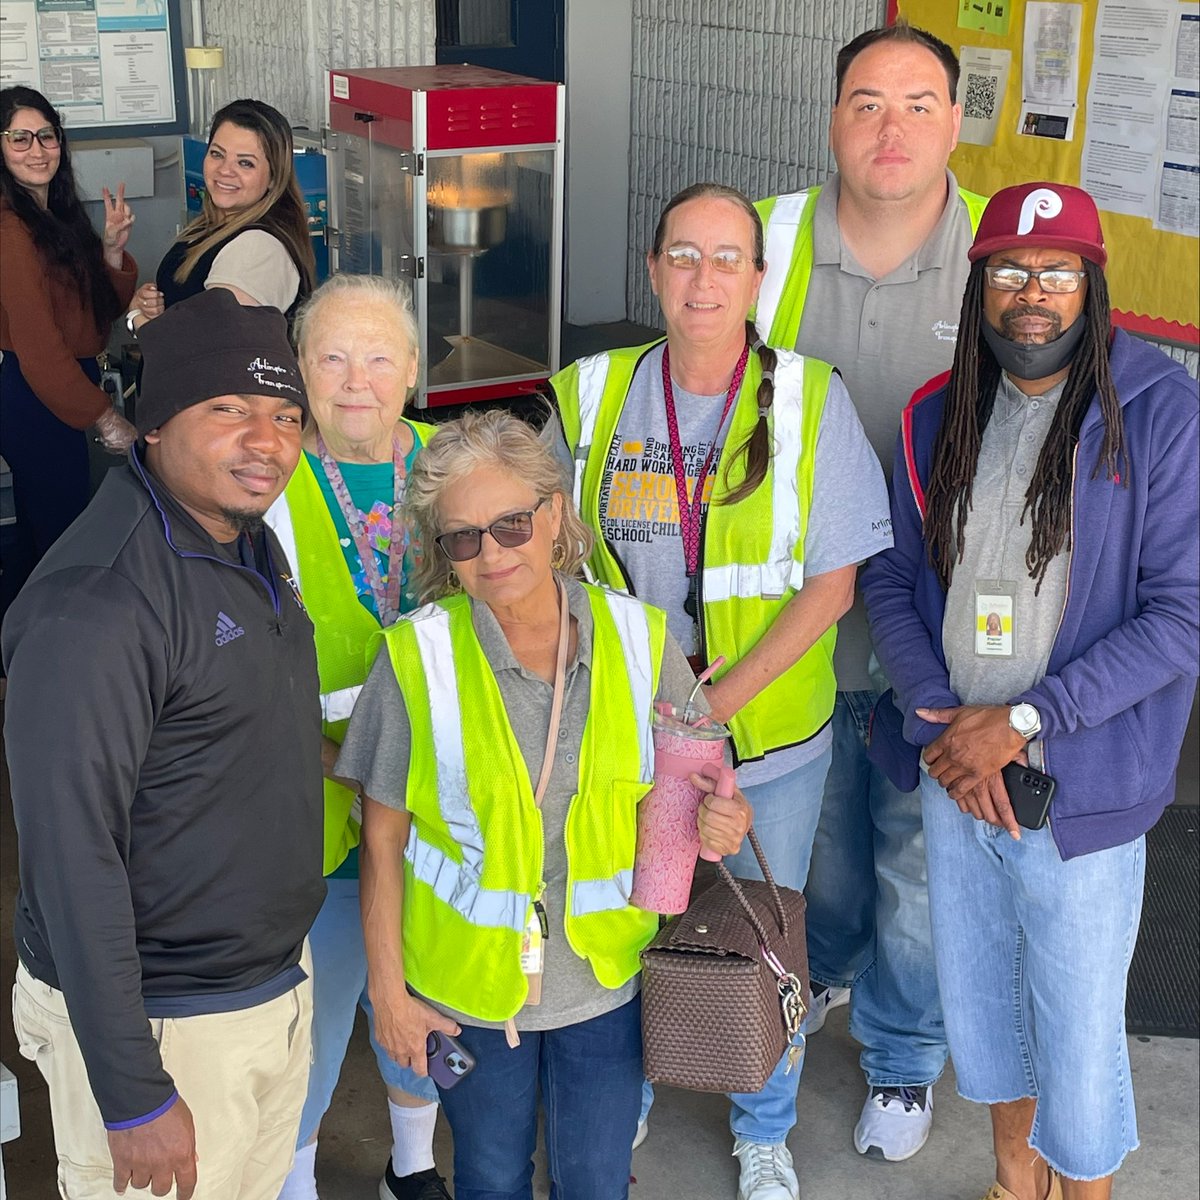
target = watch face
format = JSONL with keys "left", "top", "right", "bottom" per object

{"left": 1012, "top": 704, "right": 1038, "bottom": 734}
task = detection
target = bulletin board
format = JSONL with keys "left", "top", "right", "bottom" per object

{"left": 889, "top": 0, "right": 1200, "bottom": 345}
{"left": 0, "top": 0, "right": 189, "bottom": 140}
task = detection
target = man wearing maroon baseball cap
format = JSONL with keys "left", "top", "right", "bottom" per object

{"left": 862, "top": 180, "right": 1199, "bottom": 1200}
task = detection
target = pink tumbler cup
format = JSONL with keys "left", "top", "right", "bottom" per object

{"left": 629, "top": 707, "right": 730, "bottom": 914}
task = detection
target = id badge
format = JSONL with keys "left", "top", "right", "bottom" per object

{"left": 975, "top": 580, "right": 1015, "bottom": 657}
{"left": 520, "top": 905, "right": 545, "bottom": 1005}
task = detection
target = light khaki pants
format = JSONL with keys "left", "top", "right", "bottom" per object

{"left": 12, "top": 950, "right": 313, "bottom": 1200}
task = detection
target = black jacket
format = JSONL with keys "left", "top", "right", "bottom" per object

{"left": 3, "top": 453, "right": 325, "bottom": 1125}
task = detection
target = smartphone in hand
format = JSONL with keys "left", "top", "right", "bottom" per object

{"left": 1001, "top": 761, "right": 1056, "bottom": 830}
{"left": 426, "top": 1030, "right": 476, "bottom": 1089}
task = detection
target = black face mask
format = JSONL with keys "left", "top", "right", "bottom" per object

{"left": 981, "top": 313, "right": 1086, "bottom": 382}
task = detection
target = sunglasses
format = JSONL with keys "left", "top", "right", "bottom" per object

{"left": 2, "top": 126, "right": 61, "bottom": 152}
{"left": 435, "top": 497, "right": 548, "bottom": 562}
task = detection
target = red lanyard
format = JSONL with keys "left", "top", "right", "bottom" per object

{"left": 661, "top": 342, "right": 750, "bottom": 577}
{"left": 315, "top": 431, "right": 407, "bottom": 627}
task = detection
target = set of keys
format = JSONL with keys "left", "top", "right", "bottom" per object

{"left": 778, "top": 972, "right": 807, "bottom": 1074}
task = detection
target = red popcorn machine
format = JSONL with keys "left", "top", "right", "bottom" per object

{"left": 326, "top": 65, "right": 565, "bottom": 408}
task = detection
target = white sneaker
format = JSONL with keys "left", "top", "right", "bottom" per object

{"left": 853, "top": 1085, "right": 933, "bottom": 1161}
{"left": 732, "top": 1138, "right": 799, "bottom": 1200}
{"left": 804, "top": 984, "right": 850, "bottom": 1033}
{"left": 632, "top": 1118, "right": 649, "bottom": 1151}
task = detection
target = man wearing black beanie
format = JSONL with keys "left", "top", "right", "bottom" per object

{"left": 4, "top": 288, "right": 325, "bottom": 1199}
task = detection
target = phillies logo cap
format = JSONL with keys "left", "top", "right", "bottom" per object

{"left": 968, "top": 182, "right": 1107, "bottom": 269}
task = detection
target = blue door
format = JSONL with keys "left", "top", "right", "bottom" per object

{"left": 435, "top": 0, "right": 563, "bottom": 82}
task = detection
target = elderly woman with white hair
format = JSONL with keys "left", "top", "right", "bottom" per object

{"left": 265, "top": 273, "right": 447, "bottom": 1200}
{"left": 336, "top": 409, "right": 753, "bottom": 1199}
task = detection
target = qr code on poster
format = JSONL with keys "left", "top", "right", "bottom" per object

{"left": 964, "top": 73, "right": 998, "bottom": 120}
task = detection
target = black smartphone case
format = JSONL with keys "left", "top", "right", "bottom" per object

{"left": 1001, "top": 761, "right": 1056, "bottom": 830}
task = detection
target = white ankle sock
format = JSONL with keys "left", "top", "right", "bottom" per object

{"left": 277, "top": 1140, "right": 319, "bottom": 1200}
{"left": 389, "top": 1098, "right": 438, "bottom": 1177}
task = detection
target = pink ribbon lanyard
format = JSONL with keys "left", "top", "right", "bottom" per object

{"left": 316, "top": 431, "right": 409, "bottom": 627}
{"left": 661, "top": 343, "right": 750, "bottom": 578}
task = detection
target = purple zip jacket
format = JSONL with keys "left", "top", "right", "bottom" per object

{"left": 862, "top": 328, "right": 1199, "bottom": 859}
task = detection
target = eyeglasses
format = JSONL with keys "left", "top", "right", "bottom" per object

{"left": 434, "top": 498, "right": 548, "bottom": 562}
{"left": 661, "top": 245, "right": 752, "bottom": 274}
{"left": 1, "top": 126, "right": 61, "bottom": 152}
{"left": 985, "top": 266, "right": 1086, "bottom": 294}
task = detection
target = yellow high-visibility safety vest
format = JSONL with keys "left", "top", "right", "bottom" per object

{"left": 265, "top": 418, "right": 435, "bottom": 876}
{"left": 553, "top": 343, "right": 837, "bottom": 763}
{"left": 753, "top": 185, "right": 988, "bottom": 351}
{"left": 382, "top": 583, "right": 665, "bottom": 1022}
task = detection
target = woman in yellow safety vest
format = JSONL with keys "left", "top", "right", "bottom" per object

{"left": 551, "top": 183, "right": 893, "bottom": 1194}
{"left": 264, "top": 273, "right": 448, "bottom": 1200}
{"left": 338, "top": 410, "right": 752, "bottom": 1198}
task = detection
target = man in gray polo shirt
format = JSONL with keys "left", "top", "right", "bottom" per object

{"left": 753, "top": 22, "right": 986, "bottom": 1160}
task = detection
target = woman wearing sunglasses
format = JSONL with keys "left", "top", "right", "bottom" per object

{"left": 0, "top": 85, "right": 138, "bottom": 616}
{"left": 125, "top": 98, "right": 314, "bottom": 334}
{"left": 552, "top": 182, "right": 892, "bottom": 1199}
{"left": 337, "top": 408, "right": 752, "bottom": 1200}
{"left": 264, "top": 273, "right": 451, "bottom": 1200}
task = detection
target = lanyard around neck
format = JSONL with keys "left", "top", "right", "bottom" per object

{"left": 315, "top": 430, "right": 408, "bottom": 627}
{"left": 661, "top": 342, "right": 750, "bottom": 577}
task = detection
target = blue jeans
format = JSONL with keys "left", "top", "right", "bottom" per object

{"left": 804, "top": 691, "right": 947, "bottom": 1087}
{"left": 436, "top": 996, "right": 643, "bottom": 1200}
{"left": 726, "top": 747, "right": 831, "bottom": 1144}
{"left": 921, "top": 774, "right": 1144, "bottom": 1179}
{"left": 297, "top": 877, "right": 437, "bottom": 1146}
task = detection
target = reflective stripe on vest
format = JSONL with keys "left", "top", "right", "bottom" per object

{"left": 700, "top": 355, "right": 807, "bottom": 602}
{"left": 571, "top": 353, "right": 611, "bottom": 513}
{"left": 402, "top": 590, "right": 657, "bottom": 930}
{"left": 756, "top": 190, "right": 813, "bottom": 344}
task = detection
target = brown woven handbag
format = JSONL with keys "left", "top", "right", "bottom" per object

{"left": 639, "top": 828, "right": 809, "bottom": 1093}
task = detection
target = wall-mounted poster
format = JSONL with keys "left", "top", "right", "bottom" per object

{"left": 0, "top": 0, "right": 188, "bottom": 137}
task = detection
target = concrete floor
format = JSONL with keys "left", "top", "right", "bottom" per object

{"left": 1, "top": 321, "right": 1197, "bottom": 1198}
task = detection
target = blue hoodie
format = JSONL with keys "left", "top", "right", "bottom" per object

{"left": 862, "top": 328, "right": 1199, "bottom": 859}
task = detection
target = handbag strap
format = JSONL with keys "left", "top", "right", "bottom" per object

{"left": 714, "top": 826, "right": 790, "bottom": 943}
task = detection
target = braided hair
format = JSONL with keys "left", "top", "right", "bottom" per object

{"left": 649, "top": 182, "right": 777, "bottom": 506}
{"left": 924, "top": 259, "right": 1127, "bottom": 592}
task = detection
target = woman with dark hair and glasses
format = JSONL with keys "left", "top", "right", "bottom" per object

{"left": 552, "top": 182, "right": 892, "bottom": 1198}
{"left": 337, "top": 408, "right": 752, "bottom": 1199}
{"left": 0, "top": 84, "right": 138, "bottom": 617}
{"left": 126, "top": 98, "right": 315, "bottom": 333}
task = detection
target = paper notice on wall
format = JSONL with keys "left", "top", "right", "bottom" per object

{"left": 1023, "top": 3, "right": 1083, "bottom": 103}
{"left": 1157, "top": 161, "right": 1200, "bottom": 234}
{"left": 0, "top": 0, "right": 40, "bottom": 87}
{"left": 1016, "top": 3, "right": 1082, "bottom": 140}
{"left": 958, "top": 47, "right": 1013, "bottom": 145}
{"left": 1082, "top": 0, "right": 1200, "bottom": 232}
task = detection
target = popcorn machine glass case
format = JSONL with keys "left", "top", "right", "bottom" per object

{"left": 327, "top": 66, "right": 564, "bottom": 408}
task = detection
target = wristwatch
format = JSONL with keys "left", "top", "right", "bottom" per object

{"left": 124, "top": 310, "right": 139, "bottom": 338}
{"left": 1009, "top": 702, "right": 1042, "bottom": 741}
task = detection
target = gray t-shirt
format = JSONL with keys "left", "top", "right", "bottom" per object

{"left": 793, "top": 171, "right": 977, "bottom": 691}
{"left": 943, "top": 373, "right": 1071, "bottom": 770}
{"left": 599, "top": 344, "right": 892, "bottom": 784}
{"left": 336, "top": 575, "right": 701, "bottom": 1031}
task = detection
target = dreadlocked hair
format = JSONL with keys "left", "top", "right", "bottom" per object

{"left": 719, "top": 320, "right": 776, "bottom": 504}
{"left": 924, "top": 258, "right": 1127, "bottom": 593}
